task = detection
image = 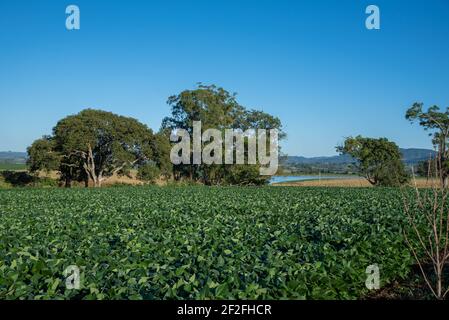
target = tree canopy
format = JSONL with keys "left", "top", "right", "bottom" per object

{"left": 337, "top": 136, "right": 409, "bottom": 186}
{"left": 406, "top": 102, "right": 449, "bottom": 185}
{"left": 162, "top": 84, "right": 285, "bottom": 185}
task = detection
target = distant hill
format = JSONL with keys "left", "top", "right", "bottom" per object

{"left": 400, "top": 148, "right": 436, "bottom": 164}
{"left": 285, "top": 154, "right": 353, "bottom": 165}
{"left": 0, "top": 151, "right": 27, "bottom": 164}
{"left": 285, "top": 148, "right": 436, "bottom": 166}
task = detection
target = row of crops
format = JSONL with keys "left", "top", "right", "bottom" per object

{"left": 0, "top": 186, "right": 414, "bottom": 299}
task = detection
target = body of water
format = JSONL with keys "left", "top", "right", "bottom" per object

{"left": 269, "top": 175, "right": 354, "bottom": 184}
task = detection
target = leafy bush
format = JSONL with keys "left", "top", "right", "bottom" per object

{"left": 222, "top": 165, "right": 268, "bottom": 186}
{"left": 137, "top": 165, "right": 160, "bottom": 184}
{"left": 0, "top": 171, "right": 58, "bottom": 188}
{"left": 1, "top": 171, "right": 35, "bottom": 186}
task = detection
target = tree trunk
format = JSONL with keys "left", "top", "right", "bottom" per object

{"left": 92, "top": 176, "right": 101, "bottom": 187}
{"left": 80, "top": 143, "right": 134, "bottom": 188}
{"left": 83, "top": 143, "right": 99, "bottom": 187}
{"left": 97, "top": 172, "right": 103, "bottom": 188}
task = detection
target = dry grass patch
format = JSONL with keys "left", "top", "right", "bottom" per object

{"left": 274, "top": 177, "right": 440, "bottom": 188}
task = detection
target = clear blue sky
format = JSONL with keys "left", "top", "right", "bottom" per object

{"left": 1, "top": 0, "right": 448, "bottom": 157}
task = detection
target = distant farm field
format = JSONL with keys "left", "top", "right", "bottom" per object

{"left": 0, "top": 186, "right": 414, "bottom": 300}
{"left": 275, "top": 177, "right": 439, "bottom": 188}
{"left": 0, "top": 163, "right": 27, "bottom": 171}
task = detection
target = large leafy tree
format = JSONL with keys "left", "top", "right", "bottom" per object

{"left": 162, "top": 84, "right": 284, "bottom": 185}
{"left": 406, "top": 103, "right": 449, "bottom": 186}
{"left": 162, "top": 84, "right": 240, "bottom": 131}
{"left": 337, "top": 136, "right": 409, "bottom": 186}
{"left": 28, "top": 109, "right": 159, "bottom": 187}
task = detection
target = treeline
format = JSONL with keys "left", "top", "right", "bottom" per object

{"left": 27, "top": 84, "right": 284, "bottom": 187}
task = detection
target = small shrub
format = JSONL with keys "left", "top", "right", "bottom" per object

{"left": 137, "top": 164, "right": 160, "bottom": 184}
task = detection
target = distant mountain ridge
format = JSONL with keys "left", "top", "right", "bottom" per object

{"left": 0, "top": 148, "right": 437, "bottom": 166}
{"left": 400, "top": 148, "right": 436, "bottom": 164}
{"left": 285, "top": 148, "right": 436, "bottom": 166}
{"left": 0, "top": 151, "right": 27, "bottom": 164}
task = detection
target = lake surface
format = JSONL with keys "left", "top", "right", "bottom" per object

{"left": 269, "top": 175, "right": 352, "bottom": 184}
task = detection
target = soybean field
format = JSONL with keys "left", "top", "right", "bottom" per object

{"left": 0, "top": 186, "right": 413, "bottom": 299}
